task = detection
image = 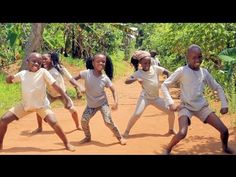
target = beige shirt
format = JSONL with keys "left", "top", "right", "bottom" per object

{"left": 12, "top": 68, "right": 56, "bottom": 111}
{"left": 46, "top": 66, "right": 73, "bottom": 97}
{"left": 132, "top": 65, "right": 165, "bottom": 99}
{"left": 161, "top": 65, "right": 228, "bottom": 111}
{"left": 80, "top": 69, "right": 112, "bottom": 108}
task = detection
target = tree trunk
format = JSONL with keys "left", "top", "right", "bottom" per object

{"left": 19, "top": 23, "right": 45, "bottom": 71}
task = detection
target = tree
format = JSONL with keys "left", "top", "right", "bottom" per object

{"left": 20, "top": 23, "right": 45, "bottom": 70}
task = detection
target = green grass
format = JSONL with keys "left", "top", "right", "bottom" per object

{"left": 0, "top": 73, "right": 21, "bottom": 116}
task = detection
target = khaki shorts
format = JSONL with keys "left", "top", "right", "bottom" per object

{"left": 178, "top": 106, "right": 213, "bottom": 125}
{"left": 9, "top": 102, "right": 54, "bottom": 120}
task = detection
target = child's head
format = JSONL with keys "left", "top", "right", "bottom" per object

{"left": 42, "top": 53, "right": 52, "bottom": 69}
{"left": 150, "top": 50, "right": 158, "bottom": 58}
{"left": 27, "top": 52, "right": 43, "bottom": 72}
{"left": 86, "top": 54, "right": 114, "bottom": 80}
{"left": 42, "top": 52, "right": 62, "bottom": 73}
{"left": 131, "top": 50, "right": 151, "bottom": 71}
{"left": 187, "top": 44, "right": 202, "bottom": 70}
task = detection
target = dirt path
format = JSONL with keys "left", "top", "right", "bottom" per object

{"left": 1, "top": 68, "right": 236, "bottom": 155}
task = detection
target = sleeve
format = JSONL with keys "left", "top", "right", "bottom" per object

{"left": 43, "top": 69, "right": 56, "bottom": 85}
{"left": 61, "top": 66, "right": 73, "bottom": 80}
{"left": 105, "top": 76, "right": 113, "bottom": 88}
{"left": 204, "top": 69, "right": 228, "bottom": 108}
{"left": 154, "top": 65, "right": 165, "bottom": 75}
{"left": 161, "top": 67, "right": 183, "bottom": 106}
{"left": 12, "top": 70, "right": 24, "bottom": 83}
{"left": 79, "top": 70, "right": 88, "bottom": 80}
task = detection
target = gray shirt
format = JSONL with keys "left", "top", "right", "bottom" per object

{"left": 161, "top": 65, "right": 228, "bottom": 111}
{"left": 80, "top": 69, "right": 112, "bottom": 108}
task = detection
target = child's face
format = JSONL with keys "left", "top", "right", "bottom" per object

{"left": 92, "top": 55, "right": 106, "bottom": 71}
{"left": 42, "top": 54, "right": 52, "bottom": 69}
{"left": 140, "top": 57, "right": 151, "bottom": 71}
{"left": 27, "top": 53, "right": 42, "bottom": 72}
{"left": 187, "top": 48, "right": 202, "bottom": 70}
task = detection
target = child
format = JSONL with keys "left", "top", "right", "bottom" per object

{"left": 150, "top": 50, "right": 161, "bottom": 66}
{"left": 123, "top": 50, "right": 176, "bottom": 138}
{"left": 0, "top": 52, "right": 75, "bottom": 151}
{"left": 74, "top": 54, "right": 126, "bottom": 145}
{"left": 32, "top": 52, "right": 84, "bottom": 134}
{"left": 161, "top": 44, "right": 233, "bottom": 154}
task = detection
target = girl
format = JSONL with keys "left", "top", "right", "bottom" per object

{"left": 123, "top": 50, "right": 176, "bottom": 138}
{"left": 0, "top": 52, "right": 75, "bottom": 151}
{"left": 32, "top": 52, "right": 84, "bottom": 134}
{"left": 74, "top": 54, "right": 126, "bottom": 145}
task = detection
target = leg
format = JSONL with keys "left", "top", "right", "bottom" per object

{"left": 152, "top": 98, "right": 176, "bottom": 134}
{"left": 123, "top": 96, "right": 147, "bottom": 138}
{"left": 205, "top": 113, "right": 233, "bottom": 154}
{"left": 0, "top": 112, "right": 18, "bottom": 149}
{"left": 80, "top": 106, "right": 97, "bottom": 143}
{"left": 60, "top": 97, "right": 81, "bottom": 130}
{"left": 70, "top": 110, "right": 82, "bottom": 130}
{"left": 45, "top": 114, "right": 75, "bottom": 151}
{"left": 100, "top": 104, "right": 126, "bottom": 145}
{"left": 31, "top": 113, "right": 43, "bottom": 134}
{"left": 163, "top": 116, "right": 189, "bottom": 155}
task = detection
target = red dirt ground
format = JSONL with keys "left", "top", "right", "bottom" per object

{"left": 1, "top": 64, "right": 236, "bottom": 155}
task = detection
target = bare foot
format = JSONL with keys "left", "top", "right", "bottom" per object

{"left": 166, "top": 129, "right": 176, "bottom": 135}
{"left": 80, "top": 137, "right": 91, "bottom": 144}
{"left": 119, "top": 137, "right": 127, "bottom": 145}
{"left": 123, "top": 131, "right": 129, "bottom": 139}
{"left": 65, "top": 143, "right": 76, "bottom": 152}
{"left": 31, "top": 127, "right": 42, "bottom": 134}
{"left": 162, "top": 149, "right": 171, "bottom": 155}
{"left": 76, "top": 126, "right": 83, "bottom": 131}
{"left": 223, "top": 147, "right": 233, "bottom": 154}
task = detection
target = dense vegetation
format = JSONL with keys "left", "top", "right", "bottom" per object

{"left": 0, "top": 23, "right": 236, "bottom": 120}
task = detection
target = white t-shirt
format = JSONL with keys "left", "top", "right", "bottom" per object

{"left": 46, "top": 66, "right": 72, "bottom": 97}
{"left": 12, "top": 68, "right": 56, "bottom": 111}
{"left": 80, "top": 69, "right": 112, "bottom": 108}
{"left": 151, "top": 57, "right": 160, "bottom": 66}
{"left": 161, "top": 65, "right": 228, "bottom": 111}
{"left": 132, "top": 65, "right": 165, "bottom": 99}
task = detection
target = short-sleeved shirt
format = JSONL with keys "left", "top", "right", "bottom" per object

{"left": 131, "top": 65, "right": 165, "bottom": 99}
{"left": 46, "top": 66, "right": 72, "bottom": 97}
{"left": 80, "top": 69, "right": 112, "bottom": 108}
{"left": 12, "top": 68, "right": 56, "bottom": 111}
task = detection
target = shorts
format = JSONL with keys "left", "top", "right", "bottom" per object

{"left": 178, "top": 105, "right": 213, "bottom": 125}
{"left": 9, "top": 102, "right": 54, "bottom": 120}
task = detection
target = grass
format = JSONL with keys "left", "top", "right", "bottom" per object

{"left": 0, "top": 73, "right": 21, "bottom": 116}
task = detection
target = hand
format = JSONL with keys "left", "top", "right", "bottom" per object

{"left": 111, "top": 103, "right": 118, "bottom": 110}
{"left": 169, "top": 104, "right": 178, "bottom": 112}
{"left": 137, "top": 78, "right": 143, "bottom": 85}
{"left": 65, "top": 99, "right": 73, "bottom": 109}
{"left": 220, "top": 107, "right": 228, "bottom": 114}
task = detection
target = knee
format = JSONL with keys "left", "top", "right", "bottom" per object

{"left": 81, "top": 119, "right": 89, "bottom": 126}
{"left": 178, "top": 131, "right": 187, "bottom": 139}
{"left": 45, "top": 115, "right": 57, "bottom": 126}
{"left": 104, "top": 121, "right": 114, "bottom": 129}
{"left": 221, "top": 128, "right": 229, "bottom": 137}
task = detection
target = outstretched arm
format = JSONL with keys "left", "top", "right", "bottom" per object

{"left": 125, "top": 75, "right": 137, "bottom": 84}
{"left": 109, "top": 85, "right": 118, "bottom": 110}
{"left": 6, "top": 75, "right": 15, "bottom": 84}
